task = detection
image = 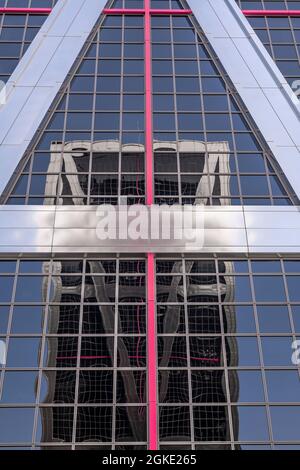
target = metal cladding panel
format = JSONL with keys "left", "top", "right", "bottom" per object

{"left": 0, "top": 206, "right": 299, "bottom": 254}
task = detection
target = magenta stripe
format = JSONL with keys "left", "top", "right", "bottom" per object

{"left": 2, "top": 7, "right": 300, "bottom": 18}
{"left": 150, "top": 9, "right": 192, "bottom": 14}
{"left": 147, "top": 252, "right": 157, "bottom": 450}
{"left": 103, "top": 8, "right": 192, "bottom": 15}
{"left": 145, "top": 0, "right": 158, "bottom": 451}
{"left": 103, "top": 8, "right": 144, "bottom": 14}
{"left": 145, "top": 6, "right": 153, "bottom": 206}
{"left": 243, "top": 9, "right": 300, "bottom": 16}
{"left": 0, "top": 7, "right": 51, "bottom": 14}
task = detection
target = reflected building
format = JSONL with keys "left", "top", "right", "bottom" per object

{"left": 156, "top": 259, "right": 239, "bottom": 448}
{"left": 41, "top": 258, "right": 147, "bottom": 447}
{"left": 45, "top": 139, "right": 231, "bottom": 206}
{"left": 39, "top": 140, "right": 239, "bottom": 447}
{"left": 0, "top": 0, "right": 299, "bottom": 451}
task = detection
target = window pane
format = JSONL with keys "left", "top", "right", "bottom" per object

{"left": 271, "top": 407, "right": 300, "bottom": 441}
{"left": 0, "top": 408, "right": 35, "bottom": 443}
{"left": 236, "top": 406, "right": 269, "bottom": 441}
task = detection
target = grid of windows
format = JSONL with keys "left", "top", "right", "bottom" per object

{"left": 236, "top": 0, "right": 300, "bottom": 92}
{"left": 1, "top": 256, "right": 300, "bottom": 449}
{"left": 236, "top": 0, "right": 300, "bottom": 9}
{"left": 2, "top": 10, "right": 296, "bottom": 206}
{"left": 5, "top": 14, "right": 147, "bottom": 205}
{"left": 111, "top": 0, "right": 183, "bottom": 8}
{"left": 0, "top": 0, "right": 300, "bottom": 454}
{"left": 156, "top": 257, "right": 300, "bottom": 450}
{"left": 111, "top": 0, "right": 145, "bottom": 7}
{"left": 150, "top": 14, "right": 294, "bottom": 205}
{"left": 0, "top": 1, "right": 60, "bottom": 83}
{"left": 0, "top": 257, "right": 147, "bottom": 449}
{"left": 0, "top": 1, "right": 57, "bottom": 6}
{"left": 247, "top": 15, "right": 300, "bottom": 89}
{"left": 0, "top": 13, "right": 48, "bottom": 83}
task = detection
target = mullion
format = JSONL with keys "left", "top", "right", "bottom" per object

{"left": 169, "top": 13, "right": 181, "bottom": 203}
{"left": 183, "top": 257, "right": 196, "bottom": 449}
{"left": 248, "top": 258, "right": 275, "bottom": 449}
{"left": 86, "top": 30, "right": 99, "bottom": 205}
{"left": 31, "top": 259, "right": 52, "bottom": 448}
{"left": 280, "top": 258, "right": 300, "bottom": 384}
{"left": 216, "top": 259, "right": 235, "bottom": 449}
{"left": 71, "top": 258, "right": 86, "bottom": 448}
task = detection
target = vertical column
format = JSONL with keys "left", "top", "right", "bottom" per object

{"left": 147, "top": 252, "right": 157, "bottom": 450}
{"left": 145, "top": 0, "right": 158, "bottom": 451}
{"left": 145, "top": 0, "right": 154, "bottom": 206}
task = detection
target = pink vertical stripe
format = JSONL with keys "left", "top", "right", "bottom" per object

{"left": 147, "top": 252, "right": 157, "bottom": 450}
{"left": 145, "top": 0, "right": 157, "bottom": 450}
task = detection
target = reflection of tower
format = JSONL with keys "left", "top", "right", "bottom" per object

{"left": 151, "top": 140, "right": 238, "bottom": 446}
{"left": 41, "top": 139, "right": 239, "bottom": 447}
{"left": 157, "top": 259, "right": 238, "bottom": 448}
{"left": 46, "top": 140, "right": 231, "bottom": 206}
{"left": 173, "top": 140, "right": 231, "bottom": 205}
{"left": 46, "top": 141, "right": 146, "bottom": 206}
{"left": 41, "top": 259, "right": 147, "bottom": 448}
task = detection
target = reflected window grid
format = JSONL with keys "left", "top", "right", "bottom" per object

{"left": 0, "top": 257, "right": 148, "bottom": 448}
{"left": 155, "top": 256, "right": 300, "bottom": 448}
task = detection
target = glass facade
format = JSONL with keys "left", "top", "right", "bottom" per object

{"left": 0, "top": 1, "right": 59, "bottom": 83}
{"left": 236, "top": 1, "right": 300, "bottom": 91}
{"left": 0, "top": 256, "right": 300, "bottom": 449}
{"left": 0, "top": 0, "right": 300, "bottom": 452}
{"left": 2, "top": 7, "right": 296, "bottom": 206}
{"left": 236, "top": 0, "right": 300, "bottom": 9}
{"left": 0, "top": 257, "right": 148, "bottom": 449}
{"left": 0, "top": 12, "right": 47, "bottom": 83}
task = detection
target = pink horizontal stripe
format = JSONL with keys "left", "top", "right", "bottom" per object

{"left": 0, "top": 7, "right": 51, "bottom": 14}
{"left": 243, "top": 9, "right": 300, "bottom": 17}
{"left": 150, "top": 9, "right": 192, "bottom": 15}
{"left": 1, "top": 7, "right": 300, "bottom": 18}
{"left": 102, "top": 8, "right": 192, "bottom": 15}
{"left": 103, "top": 8, "right": 144, "bottom": 14}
